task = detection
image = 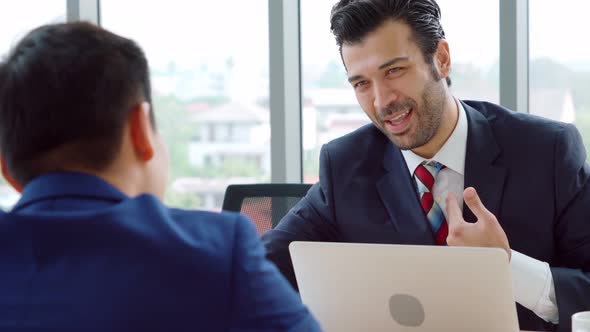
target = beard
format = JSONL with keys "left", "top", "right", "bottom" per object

{"left": 377, "top": 78, "right": 446, "bottom": 150}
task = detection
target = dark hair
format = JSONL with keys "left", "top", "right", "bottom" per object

{"left": 0, "top": 22, "right": 154, "bottom": 185}
{"left": 330, "top": 0, "right": 451, "bottom": 86}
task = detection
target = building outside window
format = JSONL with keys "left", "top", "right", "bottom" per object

{"left": 101, "top": 0, "right": 271, "bottom": 210}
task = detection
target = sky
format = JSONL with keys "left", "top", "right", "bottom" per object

{"left": 1, "top": 1, "right": 589, "bottom": 78}
{"left": 0, "top": 0, "right": 65, "bottom": 56}
{"left": 301, "top": 0, "right": 590, "bottom": 69}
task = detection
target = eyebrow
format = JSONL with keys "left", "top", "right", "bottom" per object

{"left": 347, "top": 56, "right": 410, "bottom": 83}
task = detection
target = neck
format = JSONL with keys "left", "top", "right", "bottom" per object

{"left": 411, "top": 94, "right": 459, "bottom": 159}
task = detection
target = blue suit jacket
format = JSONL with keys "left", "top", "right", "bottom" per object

{"left": 0, "top": 173, "right": 321, "bottom": 332}
{"left": 262, "top": 100, "right": 590, "bottom": 332}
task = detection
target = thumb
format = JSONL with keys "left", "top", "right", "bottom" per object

{"left": 463, "top": 187, "right": 492, "bottom": 220}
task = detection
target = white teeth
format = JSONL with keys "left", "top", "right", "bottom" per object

{"left": 391, "top": 109, "right": 410, "bottom": 122}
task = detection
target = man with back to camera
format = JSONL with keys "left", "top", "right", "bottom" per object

{"left": 0, "top": 22, "right": 321, "bottom": 332}
{"left": 261, "top": 0, "right": 590, "bottom": 331}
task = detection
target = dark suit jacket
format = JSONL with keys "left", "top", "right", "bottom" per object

{"left": 0, "top": 172, "right": 321, "bottom": 332}
{"left": 262, "top": 100, "right": 590, "bottom": 332}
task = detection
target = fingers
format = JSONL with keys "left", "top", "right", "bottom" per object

{"left": 445, "top": 188, "right": 508, "bottom": 254}
{"left": 463, "top": 187, "right": 493, "bottom": 220}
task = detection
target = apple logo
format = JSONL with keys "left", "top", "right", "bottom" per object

{"left": 389, "top": 294, "right": 426, "bottom": 327}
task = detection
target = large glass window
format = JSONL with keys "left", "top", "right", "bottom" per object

{"left": 529, "top": 1, "right": 590, "bottom": 158}
{"left": 300, "top": 0, "right": 360, "bottom": 183}
{"left": 437, "top": 0, "right": 499, "bottom": 103}
{"left": 0, "top": 0, "right": 66, "bottom": 210}
{"left": 301, "top": 0, "right": 499, "bottom": 182}
{"left": 101, "top": 0, "right": 270, "bottom": 210}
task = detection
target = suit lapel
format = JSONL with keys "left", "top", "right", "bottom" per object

{"left": 462, "top": 102, "right": 507, "bottom": 223}
{"left": 377, "top": 142, "right": 435, "bottom": 245}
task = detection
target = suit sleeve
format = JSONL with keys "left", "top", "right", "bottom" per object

{"left": 261, "top": 145, "right": 340, "bottom": 290}
{"left": 229, "top": 215, "right": 322, "bottom": 332}
{"left": 550, "top": 123, "right": 590, "bottom": 332}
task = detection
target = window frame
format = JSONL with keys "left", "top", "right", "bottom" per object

{"left": 73, "top": 0, "right": 531, "bottom": 184}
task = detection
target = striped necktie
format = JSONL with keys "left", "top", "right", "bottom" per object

{"left": 414, "top": 161, "right": 448, "bottom": 245}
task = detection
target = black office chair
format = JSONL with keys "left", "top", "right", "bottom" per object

{"left": 222, "top": 183, "right": 312, "bottom": 235}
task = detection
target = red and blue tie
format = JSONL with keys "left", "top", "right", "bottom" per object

{"left": 414, "top": 161, "right": 448, "bottom": 245}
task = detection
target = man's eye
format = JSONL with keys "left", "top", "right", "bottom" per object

{"left": 387, "top": 67, "right": 402, "bottom": 75}
{"left": 353, "top": 81, "right": 367, "bottom": 89}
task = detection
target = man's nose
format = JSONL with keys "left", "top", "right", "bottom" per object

{"left": 373, "top": 82, "right": 399, "bottom": 111}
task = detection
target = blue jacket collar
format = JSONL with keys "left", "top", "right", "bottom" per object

{"left": 14, "top": 172, "right": 128, "bottom": 211}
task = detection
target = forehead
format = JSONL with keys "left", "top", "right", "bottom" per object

{"left": 341, "top": 20, "right": 421, "bottom": 74}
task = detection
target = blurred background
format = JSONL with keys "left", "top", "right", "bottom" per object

{"left": 1, "top": 0, "right": 588, "bottom": 211}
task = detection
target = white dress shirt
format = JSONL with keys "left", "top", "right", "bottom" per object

{"left": 400, "top": 98, "right": 558, "bottom": 323}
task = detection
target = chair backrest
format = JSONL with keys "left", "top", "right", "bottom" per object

{"left": 222, "top": 183, "right": 312, "bottom": 235}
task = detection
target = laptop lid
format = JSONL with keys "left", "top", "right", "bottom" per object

{"left": 289, "top": 242, "right": 519, "bottom": 332}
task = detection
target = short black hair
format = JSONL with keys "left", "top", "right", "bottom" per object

{"left": 330, "top": 0, "right": 451, "bottom": 86}
{"left": 0, "top": 22, "right": 154, "bottom": 185}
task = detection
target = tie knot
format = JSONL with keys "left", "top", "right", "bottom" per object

{"left": 414, "top": 161, "right": 445, "bottom": 193}
{"left": 422, "top": 161, "right": 445, "bottom": 176}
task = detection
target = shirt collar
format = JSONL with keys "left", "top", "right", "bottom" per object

{"left": 13, "top": 172, "right": 129, "bottom": 211}
{"left": 401, "top": 97, "right": 468, "bottom": 175}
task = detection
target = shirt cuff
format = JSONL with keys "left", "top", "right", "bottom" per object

{"left": 510, "top": 250, "right": 558, "bottom": 323}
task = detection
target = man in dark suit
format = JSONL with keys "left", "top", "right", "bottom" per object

{"left": 262, "top": 1, "right": 590, "bottom": 331}
{"left": 0, "top": 22, "right": 321, "bottom": 331}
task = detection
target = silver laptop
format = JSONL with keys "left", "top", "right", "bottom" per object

{"left": 289, "top": 242, "right": 519, "bottom": 332}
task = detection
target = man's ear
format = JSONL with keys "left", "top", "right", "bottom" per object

{"left": 435, "top": 39, "right": 451, "bottom": 79}
{"left": 129, "top": 102, "right": 155, "bottom": 162}
{"left": 1, "top": 158, "right": 23, "bottom": 193}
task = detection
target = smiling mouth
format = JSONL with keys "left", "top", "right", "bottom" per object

{"left": 384, "top": 108, "right": 412, "bottom": 126}
{"left": 383, "top": 106, "right": 413, "bottom": 134}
